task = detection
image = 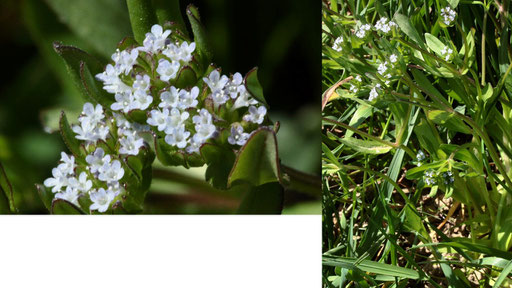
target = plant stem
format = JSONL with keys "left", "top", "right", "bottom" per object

{"left": 280, "top": 164, "right": 321, "bottom": 196}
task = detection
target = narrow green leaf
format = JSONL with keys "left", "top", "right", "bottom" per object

{"left": 0, "top": 162, "right": 14, "bottom": 213}
{"left": 51, "top": 199, "right": 85, "bottom": 214}
{"left": 426, "top": 110, "right": 472, "bottom": 134}
{"left": 201, "top": 143, "right": 236, "bottom": 189}
{"left": 244, "top": 67, "right": 268, "bottom": 106}
{"left": 237, "top": 182, "right": 284, "bottom": 214}
{"left": 59, "top": 111, "right": 86, "bottom": 160}
{"left": 152, "top": 0, "right": 187, "bottom": 34}
{"left": 394, "top": 13, "right": 426, "bottom": 49}
{"left": 186, "top": 4, "right": 213, "bottom": 69}
{"left": 45, "top": 0, "right": 131, "bottom": 58}
{"left": 228, "top": 128, "right": 281, "bottom": 187}
{"left": 406, "top": 160, "right": 445, "bottom": 180}
{"left": 493, "top": 260, "right": 512, "bottom": 288}
{"left": 322, "top": 256, "right": 420, "bottom": 279}
{"left": 36, "top": 184, "right": 53, "bottom": 212}
{"left": 126, "top": 0, "right": 159, "bottom": 44}
{"left": 339, "top": 137, "right": 393, "bottom": 154}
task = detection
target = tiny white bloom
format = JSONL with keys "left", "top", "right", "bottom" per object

{"left": 228, "top": 123, "right": 250, "bottom": 146}
{"left": 441, "top": 46, "right": 453, "bottom": 61}
{"left": 132, "top": 89, "right": 153, "bottom": 111}
{"left": 95, "top": 64, "right": 131, "bottom": 94}
{"left": 332, "top": 36, "right": 343, "bottom": 52}
{"left": 58, "top": 152, "right": 75, "bottom": 175}
{"left": 194, "top": 122, "right": 216, "bottom": 142}
{"left": 98, "top": 160, "right": 125, "bottom": 183}
{"left": 225, "top": 72, "right": 244, "bottom": 99}
{"left": 193, "top": 108, "right": 213, "bottom": 125}
{"left": 111, "top": 92, "right": 135, "bottom": 113}
{"left": 159, "top": 87, "right": 181, "bottom": 108}
{"left": 86, "top": 148, "right": 111, "bottom": 174}
{"left": 232, "top": 86, "right": 258, "bottom": 110}
{"left": 186, "top": 136, "right": 202, "bottom": 154}
{"left": 389, "top": 54, "right": 398, "bottom": 63}
{"left": 203, "top": 70, "right": 229, "bottom": 92}
{"left": 112, "top": 49, "right": 139, "bottom": 75}
{"left": 147, "top": 109, "right": 169, "bottom": 131}
{"left": 368, "top": 84, "right": 381, "bottom": 101}
{"left": 89, "top": 188, "right": 116, "bottom": 213}
{"left": 80, "top": 103, "right": 104, "bottom": 126}
{"left": 68, "top": 172, "right": 92, "bottom": 193}
{"left": 378, "top": 62, "right": 388, "bottom": 76}
{"left": 44, "top": 167, "right": 69, "bottom": 192}
{"left": 165, "top": 124, "right": 190, "bottom": 148}
{"left": 211, "top": 89, "right": 229, "bottom": 105}
{"left": 142, "top": 24, "right": 171, "bottom": 53}
{"left": 55, "top": 186, "right": 80, "bottom": 206}
{"left": 119, "top": 134, "right": 144, "bottom": 155}
{"left": 243, "top": 106, "right": 267, "bottom": 124}
{"left": 132, "top": 74, "right": 151, "bottom": 92}
{"left": 163, "top": 41, "right": 196, "bottom": 63}
{"left": 349, "top": 84, "right": 358, "bottom": 93}
{"left": 355, "top": 23, "right": 371, "bottom": 38}
{"left": 440, "top": 7, "right": 456, "bottom": 25}
{"left": 178, "top": 86, "right": 199, "bottom": 109}
{"left": 156, "top": 59, "right": 180, "bottom": 82}
{"left": 164, "top": 108, "right": 190, "bottom": 133}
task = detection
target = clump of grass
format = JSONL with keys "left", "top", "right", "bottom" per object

{"left": 322, "top": 0, "right": 512, "bottom": 286}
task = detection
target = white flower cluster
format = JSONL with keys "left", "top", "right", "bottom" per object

{"left": 332, "top": 36, "right": 343, "bottom": 52}
{"left": 355, "top": 23, "right": 372, "bottom": 38}
{"left": 374, "top": 17, "right": 397, "bottom": 34}
{"left": 441, "top": 46, "right": 453, "bottom": 61}
{"left": 424, "top": 169, "right": 436, "bottom": 186}
{"left": 43, "top": 148, "right": 125, "bottom": 213}
{"left": 440, "top": 7, "right": 456, "bottom": 25}
{"left": 96, "top": 24, "right": 267, "bottom": 153}
{"left": 416, "top": 150, "right": 426, "bottom": 166}
{"left": 442, "top": 171, "right": 454, "bottom": 184}
{"left": 368, "top": 84, "right": 381, "bottom": 101}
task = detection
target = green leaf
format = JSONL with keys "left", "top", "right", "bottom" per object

{"left": 152, "top": 0, "right": 187, "bottom": 35}
{"left": 339, "top": 137, "right": 393, "bottom": 154}
{"left": 53, "top": 42, "right": 105, "bottom": 102}
{"left": 406, "top": 160, "right": 445, "bottom": 180}
{"left": 51, "top": 199, "right": 85, "bottom": 214}
{"left": 404, "top": 204, "right": 431, "bottom": 241}
{"left": 45, "top": 0, "right": 131, "bottom": 58}
{"left": 80, "top": 61, "right": 114, "bottom": 107}
{"left": 0, "top": 162, "right": 14, "bottom": 213}
{"left": 414, "top": 117, "right": 441, "bottom": 156}
{"left": 174, "top": 66, "right": 197, "bottom": 89}
{"left": 244, "top": 67, "right": 268, "bottom": 106}
{"left": 394, "top": 13, "right": 426, "bottom": 49}
{"left": 323, "top": 256, "right": 420, "bottom": 280}
{"left": 126, "top": 0, "right": 158, "bottom": 44}
{"left": 425, "top": 33, "right": 445, "bottom": 55}
{"left": 228, "top": 128, "right": 281, "bottom": 187}
{"left": 201, "top": 143, "right": 236, "bottom": 189}
{"left": 493, "top": 260, "right": 512, "bottom": 288}
{"left": 186, "top": 4, "right": 213, "bottom": 69}
{"left": 36, "top": 184, "right": 53, "bottom": 212}
{"left": 237, "top": 182, "right": 284, "bottom": 214}
{"left": 59, "top": 111, "right": 86, "bottom": 160}
{"left": 411, "top": 68, "right": 451, "bottom": 106}
{"left": 426, "top": 110, "right": 472, "bottom": 134}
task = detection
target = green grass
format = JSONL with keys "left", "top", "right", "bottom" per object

{"left": 322, "top": 0, "right": 512, "bottom": 286}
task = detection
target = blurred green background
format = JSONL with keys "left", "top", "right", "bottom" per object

{"left": 0, "top": 0, "right": 320, "bottom": 214}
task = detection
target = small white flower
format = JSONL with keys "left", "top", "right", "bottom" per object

{"left": 112, "top": 49, "right": 139, "bottom": 75}
{"left": 68, "top": 172, "right": 92, "bottom": 193}
{"left": 72, "top": 121, "right": 108, "bottom": 143}
{"left": 147, "top": 109, "right": 169, "bottom": 131}
{"left": 85, "top": 148, "right": 111, "bottom": 174}
{"left": 98, "top": 160, "right": 125, "bottom": 184}
{"left": 211, "top": 89, "right": 229, "bottom": 105}
{"left": 194, "top": 122, "right": 216, "bottom": 142}
{"left": 90, "top": 188, "right": 116, "bottom": 213}
{"left": 132, "top": 74, "right": 151, "bottom": 92}
{"left": 164, "top": 108, "right": 189, "bottom": 133}
{"left": 374, "top": 17, "right": 396, "bottom": 33}
{"left": 163, "top": 42, "right": 196, "bottom": 63}
{"left": 332, "top": 36, "right": 343, "bottom": 52}
{"left": 232, "top": 86, "right": 258, "bottom": 110}
{"left": 441, "top": 46, "right": 453, "bottom": 61}
{"left": 44, "top": 167, "right": 69, "bottom": 192}
{"left": 355, "top": 23, "right": 371, "bottom": 38}
{"left": 228, "top": 123, "right": 250, "bottom": 146}
{"left": 193, "top": 108, "right": 213, "bottom": 125}
{"left": 349, "top": 84, "right": 358, "bottom": 93}
{"left": 243, "top": 106, "right": 267, "bottom": 124}
{"left": 142, "top": 24, "right": 171, "bottom": 53}
{"left": 164, "top": 125, "right": 190, "bottom": 148}
{"left": 156, "top": 59, "right": 180, "bottom": 82}
{"left": 132, "top": 89, "right": 153, "bottom": 111}
{"left": 111, "top": 92, "right": 135, "bottom": 113}
{"left": 80, "top": 103, "right": 104, "bottom": 127}
{"left": 225, "top": 72, "right": 244, "bottom": 99}
{"left": 57, "top": 152, "right": 75, "bottom": 175}
{"left": 178, "top": 86, "right": 199, "bottom": 109}
{"left": 203, "top": 70, "right": 229, "bottom": 92}
{"left": 95, "top": 64, "right": 131, "bottom": 94}
{"left": 368, "top": 84, "right": 381, "bottom": 101}
{"left": 378, "top": 62, "right": 388, "bottom": 76}
{"left": 159, "top": 87, "right": 180, "bottom": 108}
{"left": 440, "top": 7, "right": 456, "bottom": 25}
{"left": 186, "top": 136, "right": 202, "bottom": 154}
{"left": 55, "top": 186, "right": 80, "bottom": 206}
{"left": 119, "top": 134, "right": 144, "bottom": 155}
{"left": 355, "top": 75, "right": 362, "bottom": 82}
{"left": 416, "top": 150, "right": 426, "bottom": 162}
{"left": 389, "top": 54, "right": 398, "bottom": 63}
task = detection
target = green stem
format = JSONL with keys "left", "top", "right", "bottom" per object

{"left": 280, "top": 164, "right": 321, "bottom": 196}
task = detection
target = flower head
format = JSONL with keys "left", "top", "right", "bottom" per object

{"left": 440, "top": 7, "right": 456, "bottom": 25}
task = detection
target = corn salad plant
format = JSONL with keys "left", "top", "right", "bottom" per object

{"left": 0, "top": 0, "right": 319, "bottom": 215}
{"left": 323, "top": 0, "right": 512, "bottom": 286}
